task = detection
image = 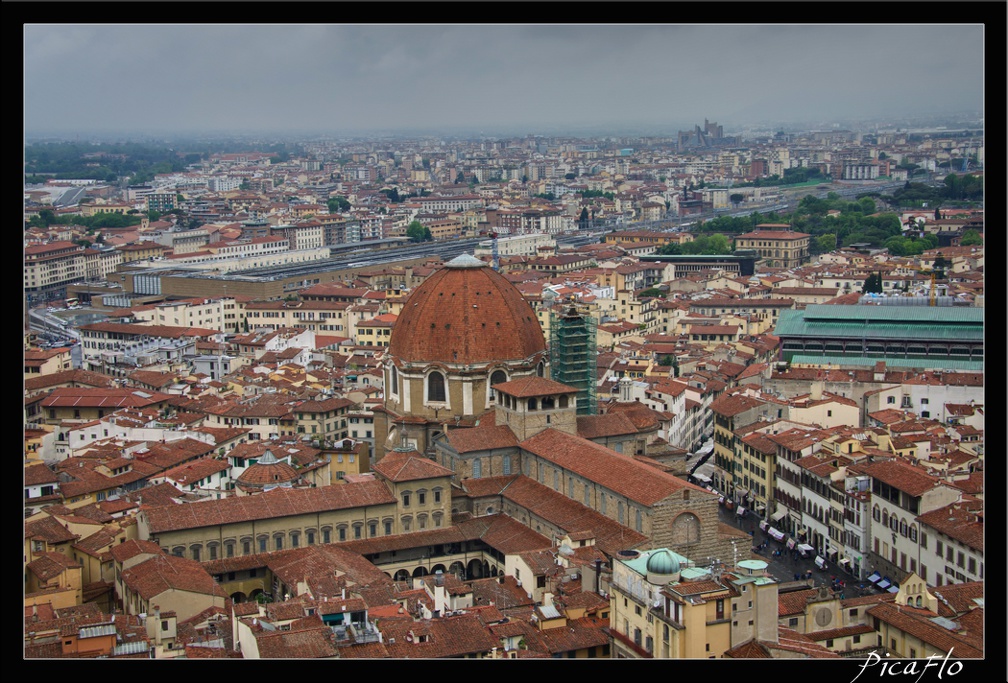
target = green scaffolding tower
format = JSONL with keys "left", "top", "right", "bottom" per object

{"left": 549, "top": 303, "right": 597, "bottom": 415}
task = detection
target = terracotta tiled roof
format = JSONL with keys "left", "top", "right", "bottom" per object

{"left": 24, "top": 368, "right": 119, "bottom": 395}
{"left": 917, "top": 502, "right": 984, "bottom": 554}
{"left": 133, "top": 438, "right": 217, "bottom": 470}
{"left": 456, "top": 474, "right": 519, "bottom": 499}
{"left": 381, "top": 612, "right": 499, "bottom": 658}
{"left": 710, "top": 392, "right": 765, "bottom": 417}
{"left": 27, "top": 552, "right": 82, "bottom": 581}
{"left": 777, "top": 587, "right": 818, "bottom": 616}
{"left": 109, "top": 539, "right": 165, "bottom": 564}
{"left": 806, "top": 622, "right": 876, "bottom": 641}
{"left": 493, "top": 376, "right": 578, "bottom": 397}
{"left": 445, "top": 419, "right": 520, "bottom": 453}
{"left": 162, "top": 456, "right": 230, "bottom": 486}
{"left": 857, "top": 458, "right": 942, "bottom": 497}
{"left": 494, "top": 476, "right": 648, "bottom": 556}
{"left": 235, "top": 459, "right": 299, "bottom": 487}
{"left": 519, "top": 428, "right": 702, "bottom": 507}
{"left": 536, "top": 615, "right": 610, "bottom": 654}
{"left": 141, "top": 479, "right": 396, "bottom": 533}
{"left": 25, "top": 516, "right": 78, "bottom": 544}
{"left": 389, "top": 258, "right": 546, "bottom": 365}
{"left": 25, "top": 462, "right": 59, "bottom": 485}
{"left": 470, "top": 574, "right": 537, "bottom": 612}
{"left": 40, "top": 387, "right": 173, "bottom": 409}
{"left": 121, "top": 553, "right": 227, "bottom": 600}
{"left": 72, "top": 527, "right": 121, "bottom": 558}
{"left": 724, "top": 639, "right": 773, "bottom": 658}
{"left": 770, "top": 627, "right": 843, "bottom": 657}
{"left": 866, "top": 602, "right": 982, "bottom": 658}
{"left": 372, "top": 448, "right": 454, "bottom": 482}
{"left": 576, "top": 412, "right": 638, "bottom": 439}
{"left": 254, "top": 622, "right": 338, "bottom": 658}
{"left": 604, "top": 400, "right": 664, "bottom": 430}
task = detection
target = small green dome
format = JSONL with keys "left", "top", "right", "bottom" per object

{"left": 646, "top": 549, "right": 680, "bottom": 576}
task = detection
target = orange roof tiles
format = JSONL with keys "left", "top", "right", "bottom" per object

{"left": 866, "top": 602, "right": 982, "bottom": 658}
{"left": 389, "top": 259, "right": 546, "bottom": 366}
{"left": 520, "top": 428, "right": 697, "bottom": 507}
{"left": 141, "top": 478, "right": 396, "bottom": 533}
{"left": 120, "top": 553, "right": 227, "bottom": 601}
{"left": 445, "top": 420, "right": 520, "bottom": 453}
{"left": 857, "top": 459, "right": 942, "bottom": 497}
{"left": 372, "top": 448, "right": 454, "bottom": 482}
{"left": 576, "top": 412, "right": 638, "bottom": 439}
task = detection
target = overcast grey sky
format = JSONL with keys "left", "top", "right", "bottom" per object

{"left": 24, "top": 23, "right": 986, "bottom": 139}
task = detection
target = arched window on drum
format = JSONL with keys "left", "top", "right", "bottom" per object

{"left": 489, "top": 369, "right": 507, "bottom": 405}
{"left": 427, "top": 371, "right": 446, "bottom": 402}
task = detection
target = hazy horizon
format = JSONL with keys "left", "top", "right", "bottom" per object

{"left": 25, "top": 24, "right": 987, "bottom": 140}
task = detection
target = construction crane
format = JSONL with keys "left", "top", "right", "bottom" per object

{"left": 906, "top": 264, "right": 938, "bottom": 306}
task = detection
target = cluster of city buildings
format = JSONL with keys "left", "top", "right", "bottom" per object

{"left": 23, "top": 130, "right": 983, "bottom": 661}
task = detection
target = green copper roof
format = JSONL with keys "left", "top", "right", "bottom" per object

{"left": 775, "top": 305, "right": 984, "bottom": 343}
{"left": 788, "top": 354, "right": 985, "bottom": 372}
{"left": 800, "top": 304, "right": 984, "bottom": 324}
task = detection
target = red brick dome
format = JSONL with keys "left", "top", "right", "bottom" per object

{"left": 389, "top": 254, "right": 546, "bottom": 366}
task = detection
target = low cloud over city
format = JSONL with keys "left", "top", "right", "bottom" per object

{"left": 25, "top": 23, "right": 986, "bottom": 138}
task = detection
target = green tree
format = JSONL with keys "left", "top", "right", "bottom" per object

{"left": 862, "top": 273, "right": 883, "bottom": 294}
{"left": 656, "top": 242, "right": 682, "bottom": 256}
{"left": 406, "top": 220, "right": 432, "bottom": 243}
{"left": 578, "top": 207, "right": 589, "bottom": 228}
{"left": 327, "top": 195, "right": 351, "bottom": 213}
{"left": 960, "top": 229, "right": 982, "bottom": 246}
{"left": 812, "top": 234, "right": 837, "bottom": 255}
{"left": 38, "top": 209, "right": 56, "bottom": 227}
{"left": 705, "top": 234, "right": 731, "bottom": 254}
{"left": 730, "top": 193, "right": 744, "bottom": 207}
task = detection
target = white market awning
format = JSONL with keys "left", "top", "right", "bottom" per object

{"left": 736, "top": 506, "right": 746, "bottom": 516}
{"left": 768, "top": 528, "right": 785, "bottom": 542}
{"left": 770, "top": 509, "right": 788, "bottom": 523}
